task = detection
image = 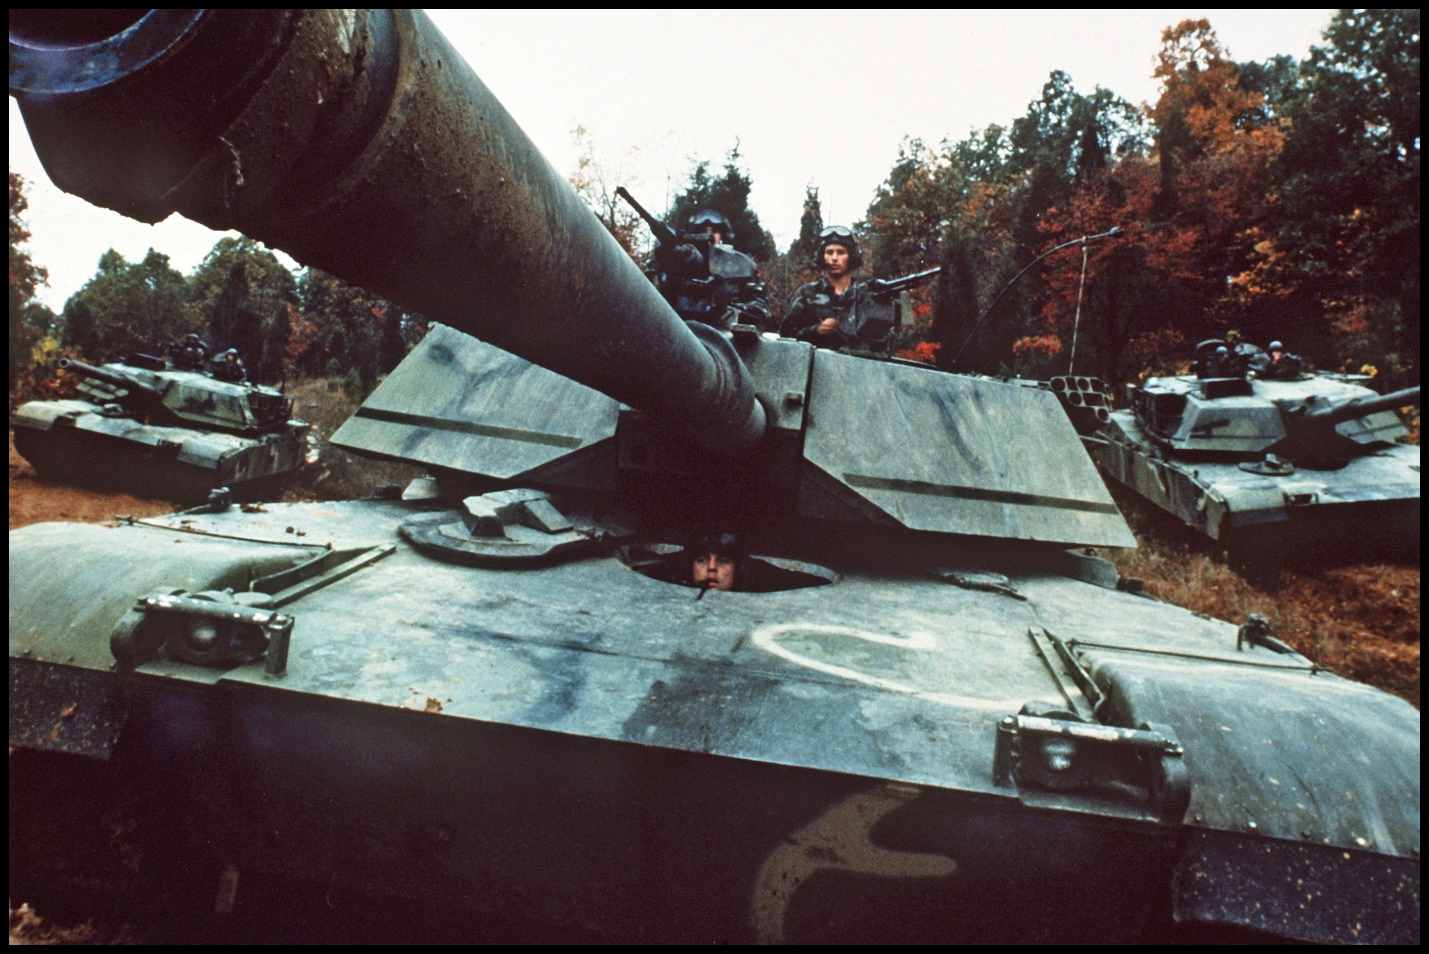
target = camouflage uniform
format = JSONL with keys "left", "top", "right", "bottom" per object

{"left": 781, "top": 276, "right": 883, "bottom": 348}
{"left": 170, "top": 334, "right": 209, "bottom": 371}
{"left": 1254, "top": 342, "right": 1305, "bottom": 380}
{"left": 209, "top": 348, "right": 249, "bottom": 383}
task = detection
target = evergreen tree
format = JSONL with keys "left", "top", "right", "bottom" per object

{"left": 9, "top": 172, "right": 49, "bottom": 395}
{"left": 790, "top": 185, "right": 824, "bottom": 266}
{"left": 189, "top": 237, "right": 297, "bottom": 381}
{"left": 1264, "top": 9, "right": 1420, "bottom": 376}
{"left": 665, "top": 145, "right": 776, "bottom": 262}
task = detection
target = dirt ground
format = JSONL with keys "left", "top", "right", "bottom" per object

{"left": 8, "top": 433, "right": 178, "bottom": 529}
{"left": 8, "top": 430, "right": 1420, "bottom": 942}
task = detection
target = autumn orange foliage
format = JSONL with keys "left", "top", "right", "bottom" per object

{"left": 1030, "top": 20, "right": 1290, "bottom": 380}
{"left": 895, "top": 341, "right": 942, "bottom": 365}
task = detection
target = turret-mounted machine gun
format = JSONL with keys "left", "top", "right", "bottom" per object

{"left": 616, "top": 186, "right": 770, "bottom": 332}
{"left": 836, "top": 265, "right": 943, "bottom": 355}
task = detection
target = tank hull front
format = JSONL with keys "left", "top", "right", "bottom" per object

{"left": 9, "top": 502, "right": 1420, "bottom": 943}
{"left": 10, "top": 670, "right": 1180, "bottom": 943}
{"left": 12, "top": 400, "right": 309, "bottom": 502}
{"left": 1089, "top": 413, "right": 1421, "bottom": 563}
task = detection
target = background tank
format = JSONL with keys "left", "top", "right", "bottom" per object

{"left": 9, "top": 11, "right": 1419, "bottom": 943}
{"left": 11, "top": 352, "right": 312, "bottom": 502}
{"left": 1088, "top": 337, "right": 1420, "bottom": 576}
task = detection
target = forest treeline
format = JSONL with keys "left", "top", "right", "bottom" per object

{"left": 9, "top": 13, "right": 1420, "bottom": 404}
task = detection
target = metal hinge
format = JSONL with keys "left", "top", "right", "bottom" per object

{"left": 109, "top": 544, "right": 395, "bottom": 675}
{"left": 994, "top": 701, "right": 1190, "bottom": 824}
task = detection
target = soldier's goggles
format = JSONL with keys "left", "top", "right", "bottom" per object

{"left": 820, "top": 226, "right": 856, "bottom": 240}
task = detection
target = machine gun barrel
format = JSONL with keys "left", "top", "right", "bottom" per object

{"left": 867, "top": 265, "right": 942, "bottom": 298}
{"left": 1302, "top": 386, "right": 1421, "bottom": 424}
{"left": 615, "top": 187, "right": 679, "bottom": 248}
{"left": 11, "top": 11, "right": 764, "bottom": 455}
{"left": 57, "top": 358, "right": 162, "bottom": 396}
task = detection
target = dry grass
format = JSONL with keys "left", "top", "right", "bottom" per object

{"left": 8, "top": 902, "right": 136, "bottom": 945}
{"left": 284, "top": 377, "right": 425, "bottom": 501}
{"left": 1106, "top": 486, "right": 1419, "bottom": 707}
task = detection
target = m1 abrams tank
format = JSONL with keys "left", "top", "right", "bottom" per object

{"left": 1088, "top": 338, "right": 1421, "bottom": 576}
{"left": 11, "top": 352, "right": 311, "bottom": 502}
{"left": 8, "top": 11, "right": 1419, "bottom": 943}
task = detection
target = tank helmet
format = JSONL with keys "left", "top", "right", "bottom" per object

{"left": 689, "top": 208, "right": 734, "bottom": 243}
{"left": 815, "top": 225, "right": 863, "bottom": 270}
{"left": 692, "top": 530, "right": 744, "bottom": 561}
{"left": 1268, "top": 340, "right": 1284, "bottom": 352}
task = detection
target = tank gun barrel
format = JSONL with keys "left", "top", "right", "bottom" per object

{"left": 1301, "top": 386, "right": 1421, "bottom": 424}
{"left": 57, "top": 358, "right": 161, "bottom": 396}
{"left": 11, "top": 10, "right": 765, "bottom": 455}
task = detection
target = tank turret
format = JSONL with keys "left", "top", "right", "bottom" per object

{"left": 9, "top": 11, "right": 1418, "bottom": 944}
{"left": 13, "top": 8, "right": 1124, "bottom": 550}
{"left": 1092, "top": 359, "right": 1420, "bottom": 571}
{"left": 56, "top": 355, "right": 296, "bottom": 433}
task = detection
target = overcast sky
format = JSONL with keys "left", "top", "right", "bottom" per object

{"left": 10, "top": 10, "right": 1335, "bottom": 312}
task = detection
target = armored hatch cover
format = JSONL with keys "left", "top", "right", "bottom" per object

{"left": 334, "top": 324, "right": 1134, "bottom": 549}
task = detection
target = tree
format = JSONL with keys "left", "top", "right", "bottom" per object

{"left": 1024, "top": 20, "right": 1287, "bottom": 382}
{"left": 188, "top": 237, "right": 297, "bottom": 382}
{"left": 10, "top": 172, "right": 52, "bottom": 397}
{"left": 567, "top": 125, "right": 645, "bottom": 260}
{"left": 863, "top": 71, "right": 1147, "bottom": 374}
{"left": 789, "top": 185, "right": 824, "bottom": 267}
{"left": 864, "top": 136, "right": 998, "bottom": 369}
{"left": 295, "top": 267, "right": 387, "bottom": 394}
{"left": 61, "top": 248, "right": 200, "bottom": 359}
{"left": 665, "top": 145, "right": 776, "bottom": 262}
{"left": 762, "top": 186, "right": 826, "bottom": 322}
{"left": 1255, "top": 9, "right": 1420, "bottom": 377}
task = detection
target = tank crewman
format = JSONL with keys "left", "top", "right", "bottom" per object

{"left": 1207, "top": 345, "right": 1233, "bottom": 377}
{"left": 1255, "top": 339, "right": 1304, "bottom": 380}
{"left": 209, "top": 347, "right": 249, "bottom": 383}
{"left": 652, "top": 209, "right": 771, "bottom": 331}
{"left": 1195, "top": 340, "right": 1240, "bottom": 378}
{"left": 781, "top": 226, "right": 873, "bottom": 348}
{"left": 688, "top": 530, "right": 744, "bottom": 592}
{"left": 170, "top": 333, "right": 210, "bottom": 371}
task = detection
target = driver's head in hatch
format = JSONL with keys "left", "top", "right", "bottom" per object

{"left": 690, "top": 531, "right": 743, "bottom": 592}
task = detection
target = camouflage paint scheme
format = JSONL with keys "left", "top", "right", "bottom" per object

{"left": 11, "top": 360, "right": 310, "bottom": 501}
{"left": 10, "top": 489, "right": 1419, "bottom": 942}
{"left": 8, "top": 9, "right": 1418, "bottom": 943}
{"left": 1089, "top": 372, "right": 1420, "bottom": 557}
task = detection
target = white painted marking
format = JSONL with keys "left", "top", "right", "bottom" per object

{"left": 752, "top": 623, "right": 1026, "bottom": 712}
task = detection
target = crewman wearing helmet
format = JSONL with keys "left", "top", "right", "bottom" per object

{"left": 208, "top": 347, "right": 249, "bottom": 383}
{"left": 651, "top": 208, "right": 770, "bottom": 331}
{"left": 1256, "top": 339, "right": 1304, "bottom": 379}
{"left": 170, "top": 332, "right": 210, "bottom": 371}
{"left": 780, "top": 226, "right": 871, "bottom": 347}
